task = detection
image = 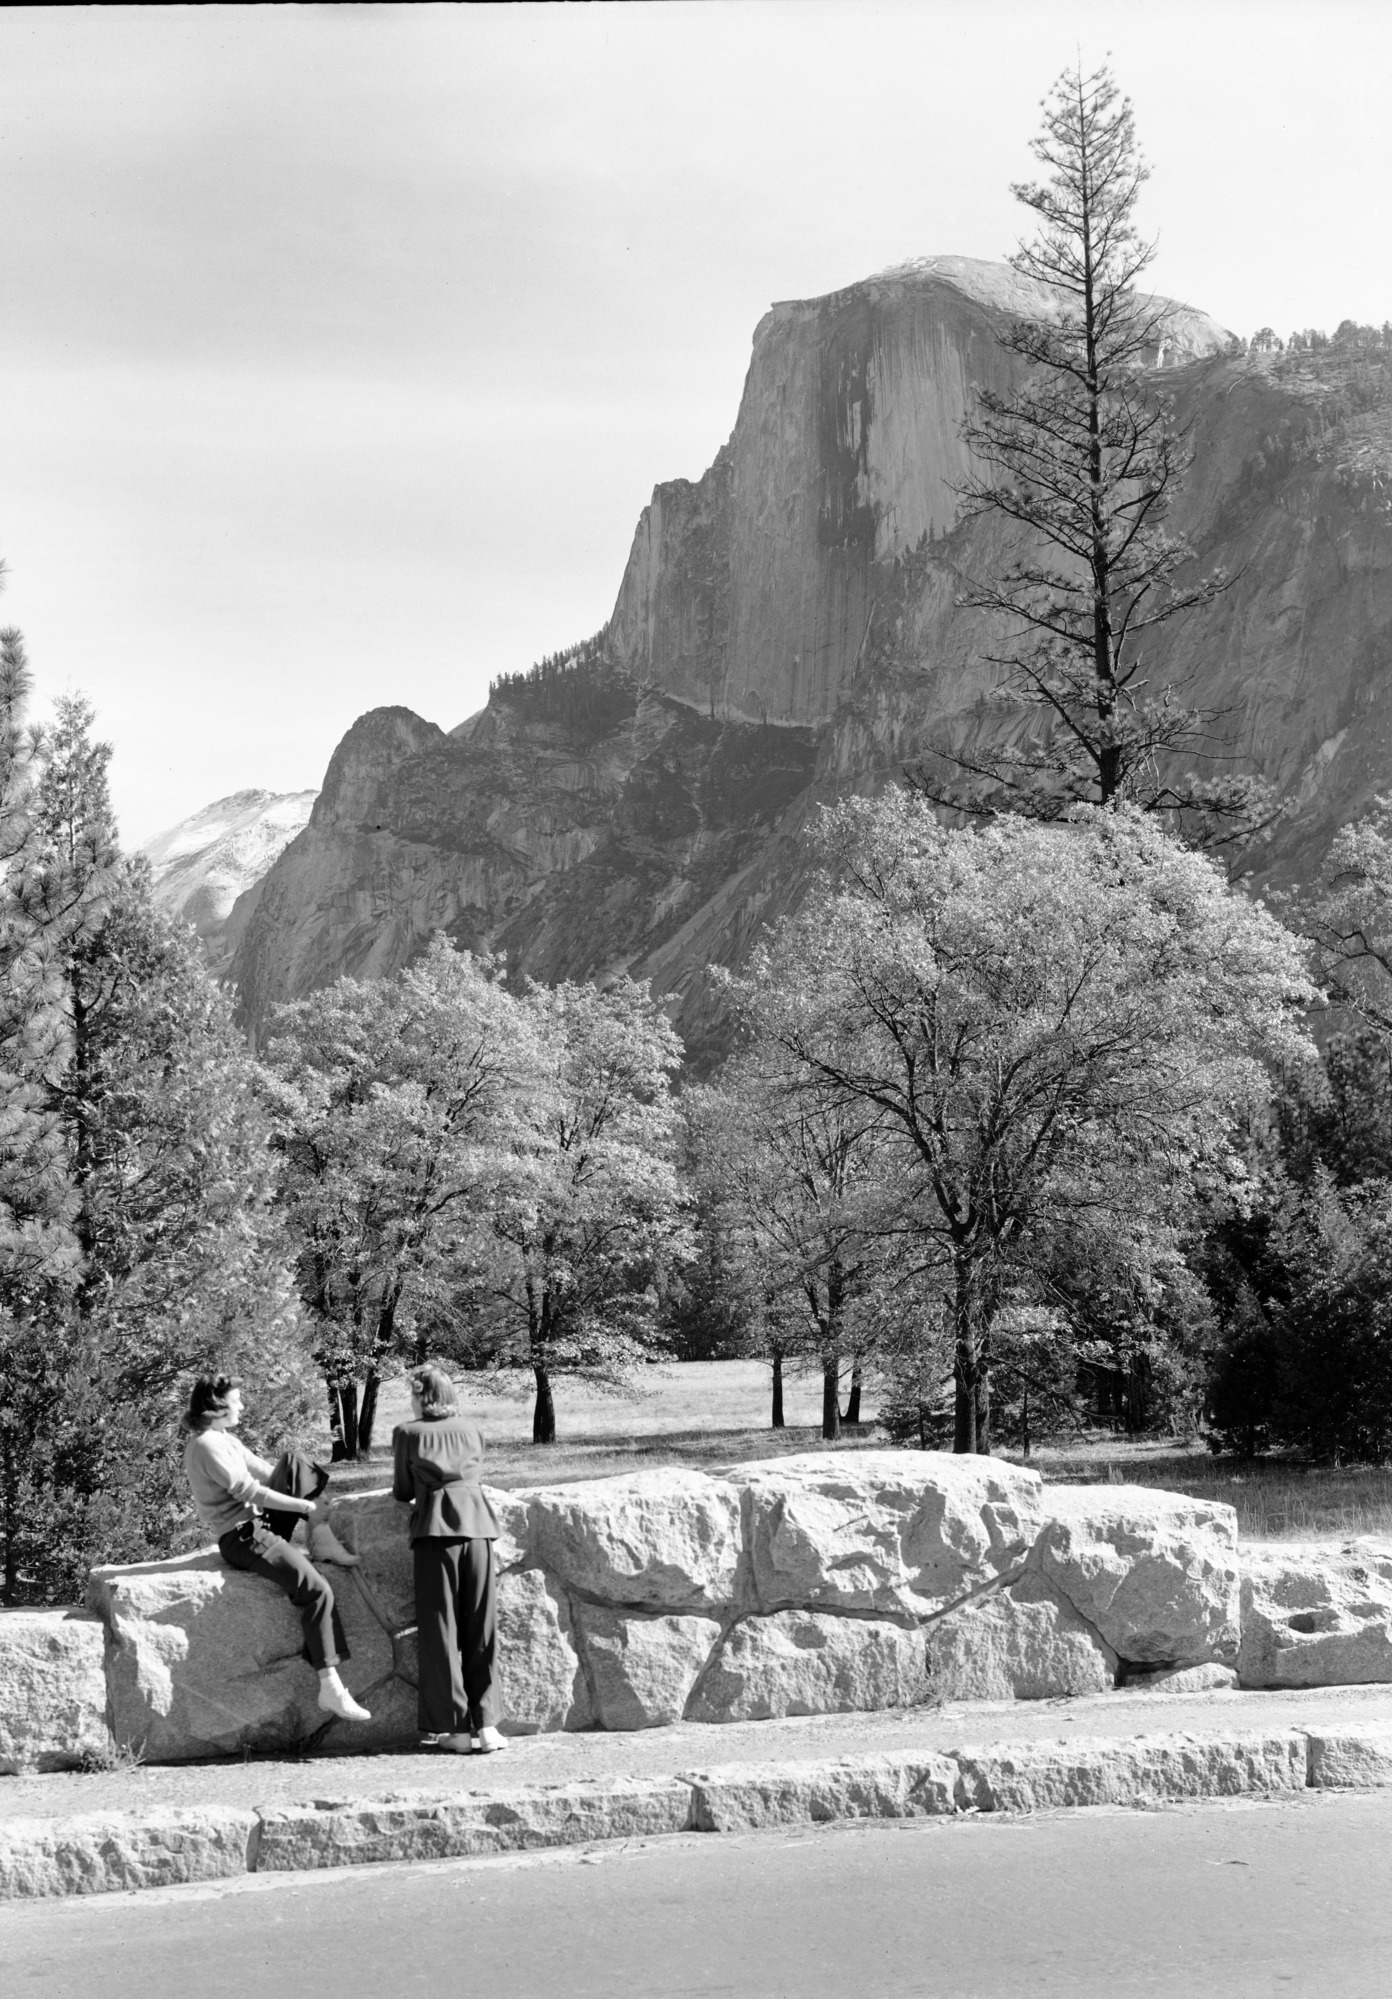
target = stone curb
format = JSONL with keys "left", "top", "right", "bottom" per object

{"left": 1, "top": 1724, "right": 1385, "bottom": 1900}
{"left": 0, "top": 1806, "right": 258, "bottom": 1900}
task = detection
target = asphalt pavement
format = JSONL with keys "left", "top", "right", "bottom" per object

{"left": 3, "top": 1786, "right": 1386, "bottom": 1998}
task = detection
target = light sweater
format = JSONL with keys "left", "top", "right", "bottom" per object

{"left": 184, "top": 1429, "right": 284, "bottom": 1539}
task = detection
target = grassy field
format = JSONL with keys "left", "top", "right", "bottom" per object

{"left": 335, "top": 1361, "right": 1392, "bottom": 1543}
{"left": 336, "top": 1360, "right": 883, "bottom": 1493}
{"left": 1023, "top": 1435, "right": 1392, "bottom": 1543}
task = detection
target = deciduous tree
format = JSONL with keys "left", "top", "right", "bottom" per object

{"left": 264, "top": 938, "right": 532, "bottom": 1458}
{"left": 482, "top": 979, "right": 689, "bottom": 1444}
{"left": 733, "top": 792, "right": 1315, "bottom": 1453}
{"left": 1297, "top": 797, "right": 1392, "bottom": 1038}
{"left": 690, "top": 1060, "right": 892, "bottom": 1439}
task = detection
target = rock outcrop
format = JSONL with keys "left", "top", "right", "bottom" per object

{"left": 223, "top": 256, "right": 1392, "bottom": 1053}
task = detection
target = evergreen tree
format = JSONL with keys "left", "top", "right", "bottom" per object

{"left": 0, "top": 697, "right": 306, "bottom": 1602}
{"left": 916, "top": 62, "right": 1271, "bottom": 853}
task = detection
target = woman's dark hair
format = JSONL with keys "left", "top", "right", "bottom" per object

{"left": 182, "top": 1374, "right": 243, "bottom": 1434}
{"left": 411, "top": 1366, "right": 458, "bottom": 1420}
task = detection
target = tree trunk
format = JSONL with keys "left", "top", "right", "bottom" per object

{"left": 1021, "top": 1386, "right": 1031, "bottom": 1462}
{"left": 329, "top": 1379, "right": 362, "bottom": 1461}
{"left": 771, "top": 1351, "right": 785, "bottom": 1429}
{"left": 532, "top": 1363, "right": 556, "bottom": 1444}
{"left": 357, "top": 1368, "right": 381, "bottom": 1456}
{"left": 952, "top": 1259, "right": 991, "bottom": 1455}
{"left": 842, "top": 1358, "right": 862, "bottom": 1426}
{"left": 821, "top": 1357, "right": 841, "bottom": 1441}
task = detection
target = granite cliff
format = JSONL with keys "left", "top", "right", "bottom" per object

{"left": 227, "top": 257, "right": 1392, "bottom": 1060}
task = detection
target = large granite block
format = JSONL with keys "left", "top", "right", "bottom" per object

{"left": 740, "top": 1451, "right": 1043, "bottom": 1618}
{"left": 0, "top": 1609, "right": 113, "bottom": 1773}
{"left": 1030, "top": 1486, "right": 1241, "bottom": 1667}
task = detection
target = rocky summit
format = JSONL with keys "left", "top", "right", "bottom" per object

{"left": 142, "top": 788, "right": 317, "bottom": 977}
{"left": 226, "top": 257, "right": 1392, "bottom": 1057}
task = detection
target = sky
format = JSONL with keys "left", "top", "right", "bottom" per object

{"left": 1, "top": 2, "right": 1389, "bottom": 846}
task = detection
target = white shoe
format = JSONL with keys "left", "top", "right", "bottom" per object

{"left": 317, "top": 1673, "right": 371, "bottom": 1723}
{"left": 436, "top": 1732, "right": 474, "bottom": 1755}
{"left": 474, "top": 1725, "right": 508, "bottom": 1754}
{"left": 309, "top": 1524, "right": 360, "bottom": 1567}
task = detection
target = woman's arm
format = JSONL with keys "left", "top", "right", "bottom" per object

{"left": 199, "top": 1433, "right": 314, "bottom": 1516}
{"left": 392, "top": 1428, "right": 414, "bottom": 1504}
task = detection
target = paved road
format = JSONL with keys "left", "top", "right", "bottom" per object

{"left": 5, "top": 1791, "right": 1389, "bottom": 1998}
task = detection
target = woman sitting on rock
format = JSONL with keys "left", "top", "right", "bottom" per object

{"left": 181, "top": 1373, "right": 372, "bottom": 1725}
{"left": 393, "top": 1364, "right": 506, "bottom": 1754}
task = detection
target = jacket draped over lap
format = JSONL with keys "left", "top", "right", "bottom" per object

{"left": 392, "top": 1416, "right": 501, "bottom": 1541}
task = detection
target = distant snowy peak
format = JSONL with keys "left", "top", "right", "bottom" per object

{"left": 141, "top": 788, "right": 318, "bottom": 970}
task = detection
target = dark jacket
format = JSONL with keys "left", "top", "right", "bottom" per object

{"left": 392, "top": 1416, "right": 502, "bottom": 1542}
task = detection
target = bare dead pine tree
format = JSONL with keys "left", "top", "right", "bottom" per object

{"left": 913, "top": 61, "right": 1274, "bottom": 855}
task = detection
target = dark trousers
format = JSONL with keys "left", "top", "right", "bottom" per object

{"left": 218, "top": 1450, "right": 348, "bottom": 1671}
{"left": 413, "top": 1536, "right": 498, "bottom": 1733}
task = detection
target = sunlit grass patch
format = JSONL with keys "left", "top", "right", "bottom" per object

{"left": 1024, "top": 1437, "right": 1392, "bottom": 1543}
{"left": 329, "top": 1359, "right": 883, "bottom": 1494}
{"left": 328, "top": 1363, "right": 1392, "bottom": 1544}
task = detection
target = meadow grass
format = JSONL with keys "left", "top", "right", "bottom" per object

{"left": 333, "top": 1360, "right": 1392, "bottom": 1542}
{"left": 333, "top": 1359, "right": 881, "bottom": 1494}
{"left": 1024, "top": 1437, "right": 1392, "bottom": 1543}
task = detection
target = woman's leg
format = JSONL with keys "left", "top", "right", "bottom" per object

{"left": 263, "top": 1451, "right": 331, "bottom": 1542}
{"left": 457, "top": 1537, "right": 499, "bottom": 1733}
{"left": 413, "top": 1538, "right": 469, "bottom": 1734}
{"left": 219, "top": 1524, "right": 349, "bottom": 1668}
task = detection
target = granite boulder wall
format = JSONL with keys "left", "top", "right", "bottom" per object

{"left": 55, "top": 1454, "right": 1249, "bottom": 1764}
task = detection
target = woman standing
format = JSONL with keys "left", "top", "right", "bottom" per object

{"left": 393, "top": 1365, "right": 506, "bottom": 1754}
{"left": 182, "top": 1373, "right": 371, "bottom": 1725}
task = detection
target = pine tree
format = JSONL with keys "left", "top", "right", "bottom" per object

{"left": 0, "top": 697, "right": 307, "bottom": 1602}
{"left": 916, "top": 62, "right": 1272, "bottom": 854}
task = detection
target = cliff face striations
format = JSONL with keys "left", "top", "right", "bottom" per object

{"left": 230, "top": 691, "right": 818, "bottom": 1062}
{"left": 608, "top": 256, "right": 1232, "bottom": 727}
{"left": 229, "top": 257, "right": 1392, "bottom": 1058}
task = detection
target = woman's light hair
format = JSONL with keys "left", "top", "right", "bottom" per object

{"left": 411, "top": 1365, "right": 458, "bottom": 1419}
